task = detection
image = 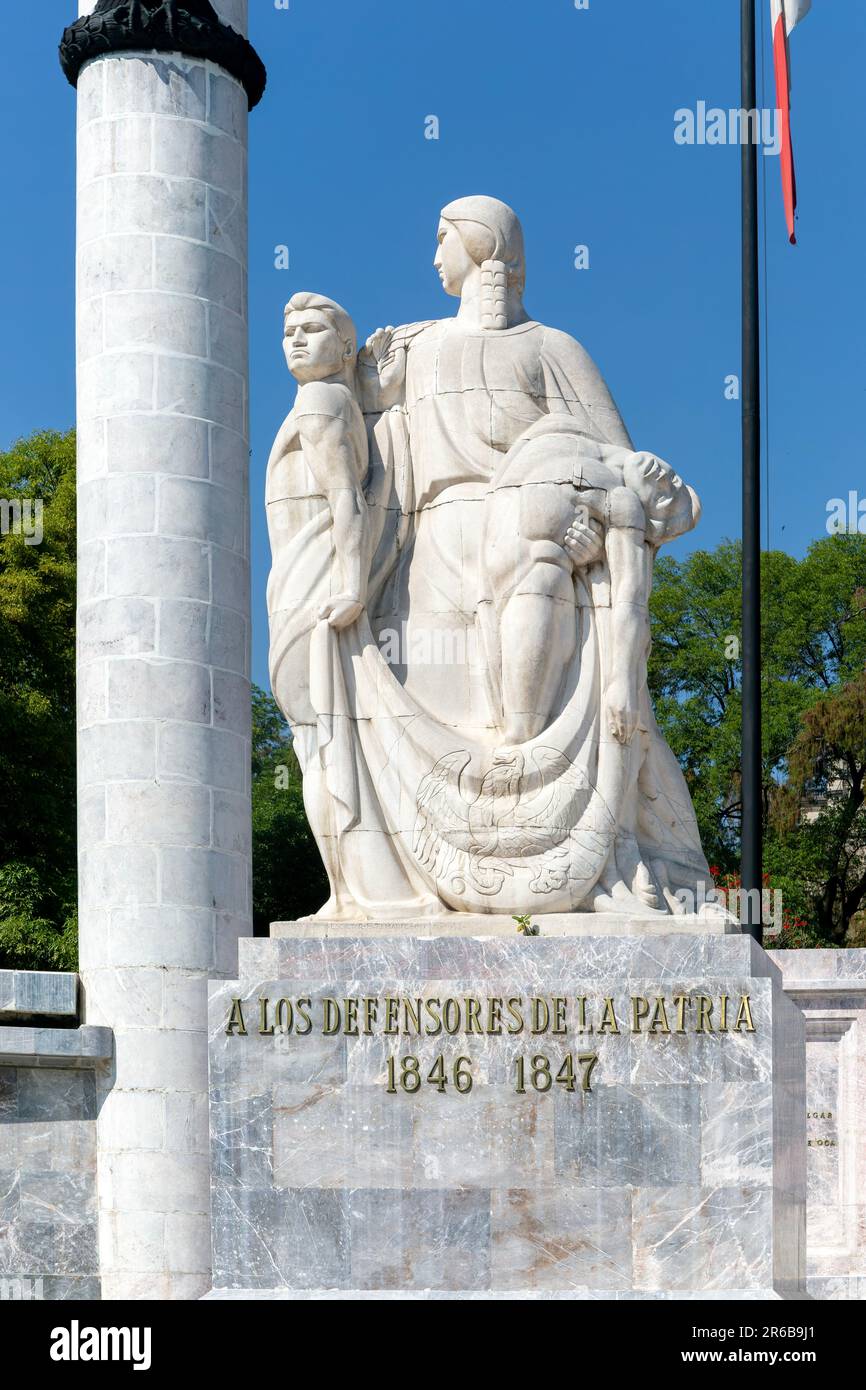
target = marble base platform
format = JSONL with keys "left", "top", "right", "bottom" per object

{"left": 208, "top": 931, "right": 806, "bottom": 1298}
{"left": 205, "top": 1287, "right": 803, "bottom": 1300}
{"left": 272, "top": 912, "right": 737, "bottom": 939}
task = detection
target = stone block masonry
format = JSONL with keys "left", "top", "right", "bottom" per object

{"left": 72, "top": 0, "right": 257, "bottom": 1300}
{"left": 208, "top": 932, "right": 807, "bottom": 1299}
{"left": 0, "top": 971, "right": 112, "bottom": 1300}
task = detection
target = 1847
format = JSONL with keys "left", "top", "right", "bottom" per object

{"left": 514, "top": 1052, "right": 598, "bottom": 1094}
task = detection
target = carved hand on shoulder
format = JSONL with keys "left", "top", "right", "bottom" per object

{"left": 360, "top": 326, "right": 406, "bottom": 393}
{"left": 363, "top": 327, "right": 395, "bottom": 362}
{"left": 319, "top": 594, "right": 364, "bottom": 631}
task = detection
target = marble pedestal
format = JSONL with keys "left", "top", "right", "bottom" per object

{"left": 207, "top": 930, "right": 806, "bottom": 1299}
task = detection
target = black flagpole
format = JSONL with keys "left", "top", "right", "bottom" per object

{"left": 741, "top": 0, "right": 763, "bottom": 945}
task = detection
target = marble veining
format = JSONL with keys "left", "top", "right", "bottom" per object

{"left": 209, "top": 932, "right": 806, "bottom": 1296}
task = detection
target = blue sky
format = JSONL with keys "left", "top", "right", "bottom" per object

{"left": 1, "top": 1, "right": 864, "bottom": 689}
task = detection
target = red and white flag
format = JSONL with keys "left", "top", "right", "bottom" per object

{"left": 771, "top": 0, "right": 811, "bottom": 243}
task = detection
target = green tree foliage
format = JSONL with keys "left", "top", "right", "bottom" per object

{"left": 251, "top": 686, "right": 328, "bottom": 931}
{"left": 649, "top": 534, "right": 866, "bottom": 943}
{"left": 0, "top": 863, "right": 77, "bottom": 971}
{"left": 648, "top": 541, "right": 745, "bottom": 869}
{"left": 0, "top": 431, "right": 78, "bottom": 969}
{"left": 769, "top": 670, "right": 866, "bottom": 943}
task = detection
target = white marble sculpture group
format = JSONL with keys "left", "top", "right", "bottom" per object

{"left": 266, "top": 196, "right": 711, "bottom": 920}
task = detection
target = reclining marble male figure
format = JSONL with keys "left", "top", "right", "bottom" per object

{"left": 481, "top": 426, "right": 701, "bottom": 747}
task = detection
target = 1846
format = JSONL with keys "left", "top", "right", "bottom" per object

{"left": 386, "top": 1054, "right": 473, "bottom": 1094}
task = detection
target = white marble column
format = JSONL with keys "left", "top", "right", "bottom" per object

{"left": 74, "top": 1, "right": 252, "bottom": 1299}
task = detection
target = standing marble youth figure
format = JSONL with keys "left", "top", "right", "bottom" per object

{"left": 265, "top": 293, "right": 374, "bottom": 915}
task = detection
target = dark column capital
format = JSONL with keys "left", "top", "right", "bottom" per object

{"left": 59, "top": 0, "right": 266, "bottom": 110}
